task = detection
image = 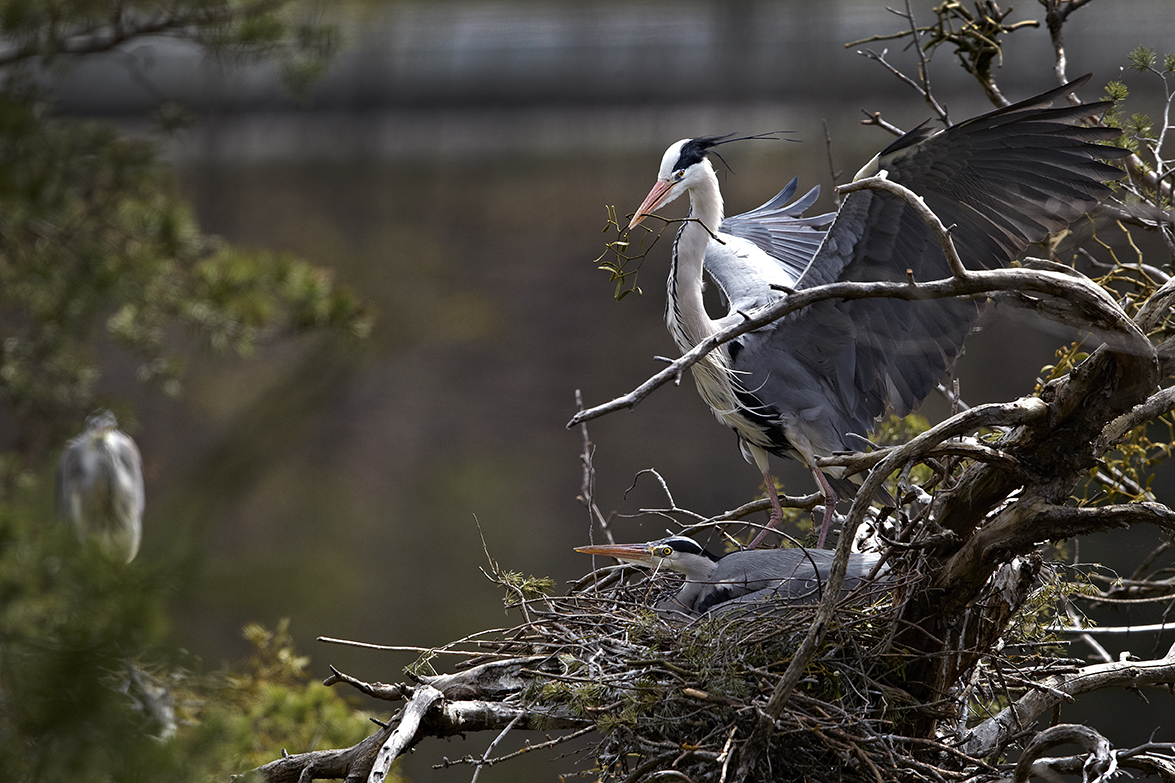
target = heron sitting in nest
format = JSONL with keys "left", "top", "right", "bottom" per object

{"left": 577, "top": 535, "right": 887, "bottom": 616}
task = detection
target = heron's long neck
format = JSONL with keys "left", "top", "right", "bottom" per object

{"left": 666, "top": 170, "right": 723, "bottom": 352}
{"left": 670, "top": 555, "right": 720, "bottom": 612}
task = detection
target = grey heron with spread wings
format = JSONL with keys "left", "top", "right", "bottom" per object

{"left": 624, "top": 76, "right": 1125, "bottom": 548}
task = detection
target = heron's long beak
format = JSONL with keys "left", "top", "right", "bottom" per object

{"left": 627, "top": 178, "right": 675, "bottom": 231}
{"left": 575, "top": 543, "right": 655, "bottom": 565}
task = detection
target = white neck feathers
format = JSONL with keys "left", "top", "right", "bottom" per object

{"left": 666, "top": 163, "right": 723, "bottom": 351}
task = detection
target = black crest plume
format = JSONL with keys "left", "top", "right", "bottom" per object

{"left": 672, "top": 132, "right": 791, "bottom": 173}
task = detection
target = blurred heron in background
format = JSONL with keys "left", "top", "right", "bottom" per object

{"left": 624, "top": 76, "right": 1125, "bottom": 548}
{"left": 57, "top": 410, "right": 144, "bottom": 563}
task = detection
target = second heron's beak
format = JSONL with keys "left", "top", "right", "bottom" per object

{"left": 575, "top": 543, "right": 655, "bottom": 566}
{"left": 628, "top": 178, "right": 676, "bottom": 232}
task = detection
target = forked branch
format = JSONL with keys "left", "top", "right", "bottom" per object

{"left": 571, "top": 175, "right": 1148, "bottom": 431}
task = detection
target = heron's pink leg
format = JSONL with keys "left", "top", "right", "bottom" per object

{"left": 747, "top": 471, "right": 785, "bottom": 550}
{"left": 812, "top": 468, "right": 840, "bottom": 548}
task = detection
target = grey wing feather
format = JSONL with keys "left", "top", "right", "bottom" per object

{"left": 705, "top": 178, "right": 833, "bottom": 313}
{"left": 698, "top": 549, "right": 884, "bottom": 614}
{"left": 722, "top": 178, "right": 833, "bottom": 280}
{"left": 731, "top": 76, "right": 1126, "bottom": 458}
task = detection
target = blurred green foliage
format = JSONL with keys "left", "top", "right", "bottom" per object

{"left": 180, "top": 619, "right": 387, "bottom": 777}
{"left": 0, "top": 484, "right": 381, "bottom": 779}
{"left": 0, "top": 0, "right": 370, "bottom": 465}
{"left": 0, "top": 1, "right": 380, "bottom": 778}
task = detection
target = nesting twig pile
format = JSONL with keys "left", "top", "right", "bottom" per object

{"left": 504, "top": 565, "right": 925, "bottom": 782}
{"left": 254, "top": 552, "right": 1006, "bottom": 783}
{"left": 250, "top": 535, "right": 1175, "bottom": 783}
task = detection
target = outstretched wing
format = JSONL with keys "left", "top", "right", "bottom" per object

{"left": 704, "top": 179, "right": 833, "bottom": 313}
{"left": 729, "top": 76, "right": 1127, "bottom": 459}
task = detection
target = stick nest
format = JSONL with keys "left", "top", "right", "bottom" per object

{"left": 420, "top": 561, "right": 991, "bottom": 783}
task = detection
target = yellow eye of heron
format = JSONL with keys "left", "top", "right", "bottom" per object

{"left": 654, "top": 545, "right": 673, "bottom": 557}
{"left": 673, "top": 170, "right": 684, "bottom": 182}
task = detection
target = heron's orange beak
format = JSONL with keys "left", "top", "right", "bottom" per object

{"left": 575, "top": 543, "right": 655, "bottom": 565}
{"left": 627, "top": 178, "right": 676, "bottom": 232}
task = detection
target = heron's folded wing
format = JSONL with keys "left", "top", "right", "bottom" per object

{"left": 111, "top": 431, "right": 146, "bottom": 516}
{"left": 56, "top": 438, "right": 84, "bottom": 519}
{"left": 699, "top": 550, "right": 887, "bottom": 615}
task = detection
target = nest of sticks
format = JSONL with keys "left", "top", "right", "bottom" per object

{"left": 372, "top": 553, "right": 1003, "bottom": 783}
{"left": 265, "top": 542, "right": 1175, "bottom": 783}
{"left": 521, "top": 569, "right": 911, "bottom": 780}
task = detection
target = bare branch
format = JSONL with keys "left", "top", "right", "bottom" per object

{"left": 422, "top": 657, "right": 550, "bottom": 701}
{"left": 1013, "top": 723, "right": 1116, "bottom": 783}
{"left": 1051, "top": 622, "right": 1175, "bottom": 636}
{"left": 469, "top": 713, "right": 522, "bottom": 783}
{"left": 941, "top": 500, "right": 1175, "bottom": 614}
{"left": 898, "top": 0, "right": 949, "bottom": 122}
{"left": 576, "top": 389, "right": 615, "bottom": 545}
{"left": 317, "top": 636, "right": 518, "bottom": 660}
{"left": 859, "top": 109, "right": 905, "bottom": 136}
{"left": 1133, "top": 275, "right": 1175, "bottom": 331}
{"left": 1097, "top": 387, "right": 1175, "bottom": 456}
{"left": 839, "top": 174, "right": 964, "bottom": 277}
{"left": 1033, "top": 501, "right": 1175, "bottom": 536}
{"left": 255, "top": 668, "right": 588, "bottom": 783}
{"left": 855, "top": 47, "right": 948, "bottom": 123}
{"left": 817, "top": 406, "right": 1043, "bottom": 476}
{"left": 370, "top": 685, "right": 443, "bottom": 782}
{"left": 323, "top": 666, "right": 406, "bottom": 702}
{"left": 962, "top": 642, "right": 1175, "bottom": 758}
{"left": 1041, "top": 0, "right": 1100, "bottom": 89}
{"left": 569, "top": 264, "right": 1146, "bottom": 430}
{"left": 251, "top": 721, "right": 395, "bottom": 783}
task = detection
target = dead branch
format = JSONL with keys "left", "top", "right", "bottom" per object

{"left": 323, "top": 665, "right": 406, "bottom": 702}
{"left": 249, "top": 722, "right": 395, "bottom": 783}
{"left": 570, "top": 170, "right": 1149, "bottom": 432}
{"left": 1012, "top": 723, "right": 1115, "bottom": 783}
{"left": 1097, "top": 387, "right": 1175, "bottom": 455}
{"left": 569, "top": 264, "right": 1146, "bottom": 430}
{"left": 962, "top": 642, "right": 1175, "bottom": 758}
{"left": 370, "top": 685, "right": 443, "bottom": 782}
{"left": 817, "top": 399, "right": 1046, "bottom": 476}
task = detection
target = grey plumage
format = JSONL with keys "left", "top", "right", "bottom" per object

{"left": 627, "top": 76, "right": 1127, "bottom": 548}
{"left": 576, "top": 535, "right": 886, "bottom": 616}
{"left": 57, "top": 410, "right": 144, "bottom": 563}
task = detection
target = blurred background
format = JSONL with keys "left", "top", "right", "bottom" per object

{"left": 8, "top": 0, "right": 1174, "bottom": 778}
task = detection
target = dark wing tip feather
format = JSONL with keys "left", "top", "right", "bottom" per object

{"left": 768, "top": 76, "right": 1126, "bottom": 458}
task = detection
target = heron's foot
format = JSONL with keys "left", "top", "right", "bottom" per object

{"left": 815, "top": 503, "right": 844, "bottom": 549}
